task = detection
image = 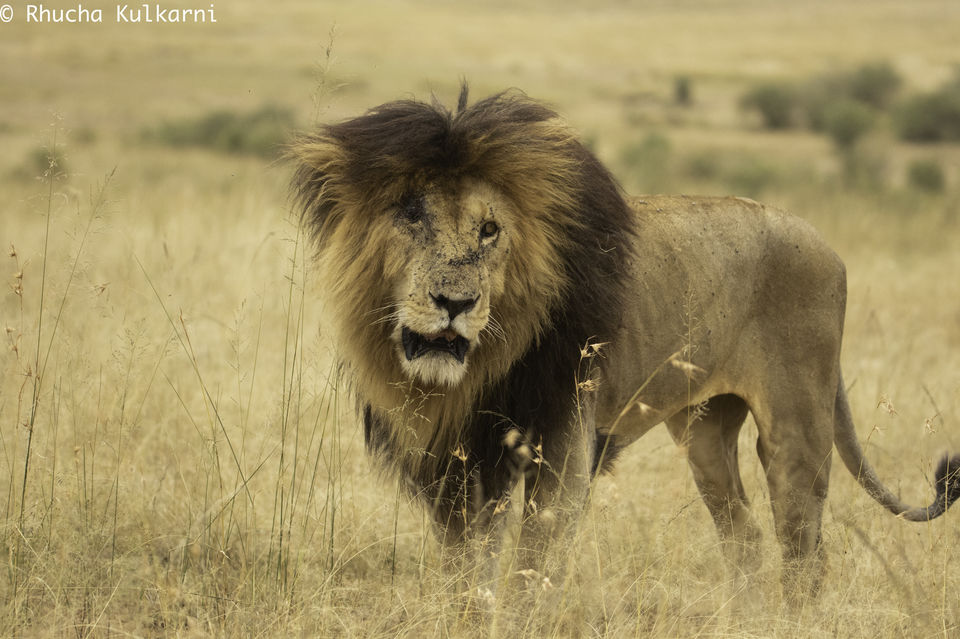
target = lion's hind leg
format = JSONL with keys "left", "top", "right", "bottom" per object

{"left": 749, "top": 386, "right": 834, "bottom": 605}
{"left": 666, "top": 394, "right": 763, "bottom": 576}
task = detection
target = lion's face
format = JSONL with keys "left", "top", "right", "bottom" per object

{"left": 386, "top": 182, "right": 512, "bottom": 387}
{"left": 292, "top": 88, "right": 605, "bottom": 406}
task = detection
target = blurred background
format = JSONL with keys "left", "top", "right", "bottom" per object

{"left": 4, "top": 0, "right": 960, "bottom": 198}
{"left": 2, "top": 1, "right": 959, "bottom": 636}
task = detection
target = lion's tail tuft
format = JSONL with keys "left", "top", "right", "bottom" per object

{"left": 930, "top": 453, "right": 960, "bottom": 517}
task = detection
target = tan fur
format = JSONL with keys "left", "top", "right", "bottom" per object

{"left": 292, "top": 89, "right": 959, "bottom": 603}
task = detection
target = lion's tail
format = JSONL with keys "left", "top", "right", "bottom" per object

{"left": 834, "top": 373, "right": 960, "bottom": 522}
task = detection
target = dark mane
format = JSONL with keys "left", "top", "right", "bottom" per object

{"left": 293, "top": 84, "right": 591, "bottom": 243}
{"left": 291, "top": 85, "right": 636, "bottom": 530}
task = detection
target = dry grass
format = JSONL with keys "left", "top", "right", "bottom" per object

{"left": 2, "top": 1, "right": 960, "bottom": 636}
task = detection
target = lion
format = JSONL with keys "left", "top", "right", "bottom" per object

{"left": 290, "top": 84, "right": 960, "bottom": 601}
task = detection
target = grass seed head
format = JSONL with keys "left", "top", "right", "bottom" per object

{"left": 877, "top": 393, "right": 898, "bottom": 415}
{"left": 577, "top": 378, "right": 599, "bottom": 392}
{"left": 590, "top": 341, "right": 609, "bottom": 354}
{"left": 580, "top": 340, "right": 610, "bottom": 358}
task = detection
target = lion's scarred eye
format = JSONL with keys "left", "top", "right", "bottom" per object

{"left": 396, "top": 195, "right": 425, "bottom": 224}
{"left": 480, "top": 220, "right": 499, "bottom": 240}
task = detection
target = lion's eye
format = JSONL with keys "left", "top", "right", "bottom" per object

{"left": 480, "top": 220, "right": 499, "bottom": 240}
{"left": 396, "top": 196, "right": 424, "bottom": 223}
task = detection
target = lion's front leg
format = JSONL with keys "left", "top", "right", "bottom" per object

{"left": 512, "top": 416, "right": 595, "bottom": 591}
{"left": 429, "top": 461, "right": 513, "bottom": 612}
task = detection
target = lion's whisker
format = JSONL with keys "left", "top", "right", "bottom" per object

{"left": 483, "top": 315, "right": 508, "bottom": 343}
{"left": 369, "top": 310, "right": 402, "bottom": 328}
{"left": 363, "top": 302, "right": 402, "bottom": 319}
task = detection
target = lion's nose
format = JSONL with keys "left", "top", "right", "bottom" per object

{"left": 430, "top": 293, "right": 479, "bottom": 321}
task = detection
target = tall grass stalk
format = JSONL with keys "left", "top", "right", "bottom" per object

{"left": 137, "top": 258, "right": 258, "bottom": 505}
{"left": 12, "top": 127, "right": 57, "bottom": 613}
{"left": 268, "top": 220, "right": 334, "bottom": 603}
{"left": 272, "top": 224, "right": 304, "bottom": 594}
{"left": 289, "top": 358, "right": 337, "bottom": 595}
{"left": 108, "top": 327, "right": 137, "bottom": 583}
{"left": 227, "top": 299, "right": 261, "bottom": 571}
{"left": 12, "top": 132, "right": 112, "bottom": 621}
{"left": 136, "top": 255, "right": 268, "bottom": 613}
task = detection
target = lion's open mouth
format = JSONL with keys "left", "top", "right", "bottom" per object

{"left": 401, "top": 327, "right": 470, "bottom": 363}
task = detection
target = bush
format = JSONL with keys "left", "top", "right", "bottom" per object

{"left": 144, "top": 105, "right": 297, "bottom": 157}
{"left": 801, "top": 61, "right": 900, "bottom": 132}
{"left": 10, "top": 145, "right": 69, "bottom": 181}
{"left": 740, "top": 82, "right": 798, "bottom": 129}
{"left": 726, "top": 156, "right": 778, "bottom": 197}
{"left": 740, "top": 63, "right": 900, "bottom": 134}
{"left": 907, "top": 159, "right": 946, "bottom": 192}
{"left": 895, "top": 87, "right": 960, "bottom": 142}
{"left": 846, "top": 61, "right": 902, "bottom": 108}
{"left": 823, "top": 99, "right": 875, "bottom": 150}
{"left": 801, "top": 77, "right": 842, "bottom": 132}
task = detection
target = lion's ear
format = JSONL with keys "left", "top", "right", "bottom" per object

{"left": 289, "top": 136, "right": 346, "bottom": 245}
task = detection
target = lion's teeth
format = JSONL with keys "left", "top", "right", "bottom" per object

{"left": 401, "top": 327, "right": 418, "bottom": 361}
{"left": 401, "top": 326, "right": 469, "bottom": 363}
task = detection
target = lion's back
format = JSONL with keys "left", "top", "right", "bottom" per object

{"left": 599, "top": 193, "right": 847, "bottom": 432}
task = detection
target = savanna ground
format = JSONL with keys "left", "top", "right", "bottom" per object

{"left": 2, "top": 1, "right": 960, "bottom": 636}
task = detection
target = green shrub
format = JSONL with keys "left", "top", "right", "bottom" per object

{"left": 895, "top": 87, "right": 960, "bottom": 142}
{"left": 846, "top": 61, "right": 902, "bottom": 108}
{"left": 726, "top": 156, "right": 778, "bottom": 196}
{"left": 144, "top": 105, "right": 297, "bottom": 157}
{"left": 10, "top": 145, "right": 69, "bottom": 181}
{"left": 740, "top": 82, "right": 798, "bottom": 129}
{"left": 907, "top": 159, "right": 946, "bottom": 192}
{"left": 801, "top": 61, "right": 900, "bottom": 131}
{"left": 823, "top": 99, "right": 875, "bottom": 150}
{"left": 800, "top": 77, "right": 842, "bottom": 132}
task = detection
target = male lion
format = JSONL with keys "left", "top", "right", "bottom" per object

{"left": 290, "top": 85, "right": 960, "bottom": 600}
